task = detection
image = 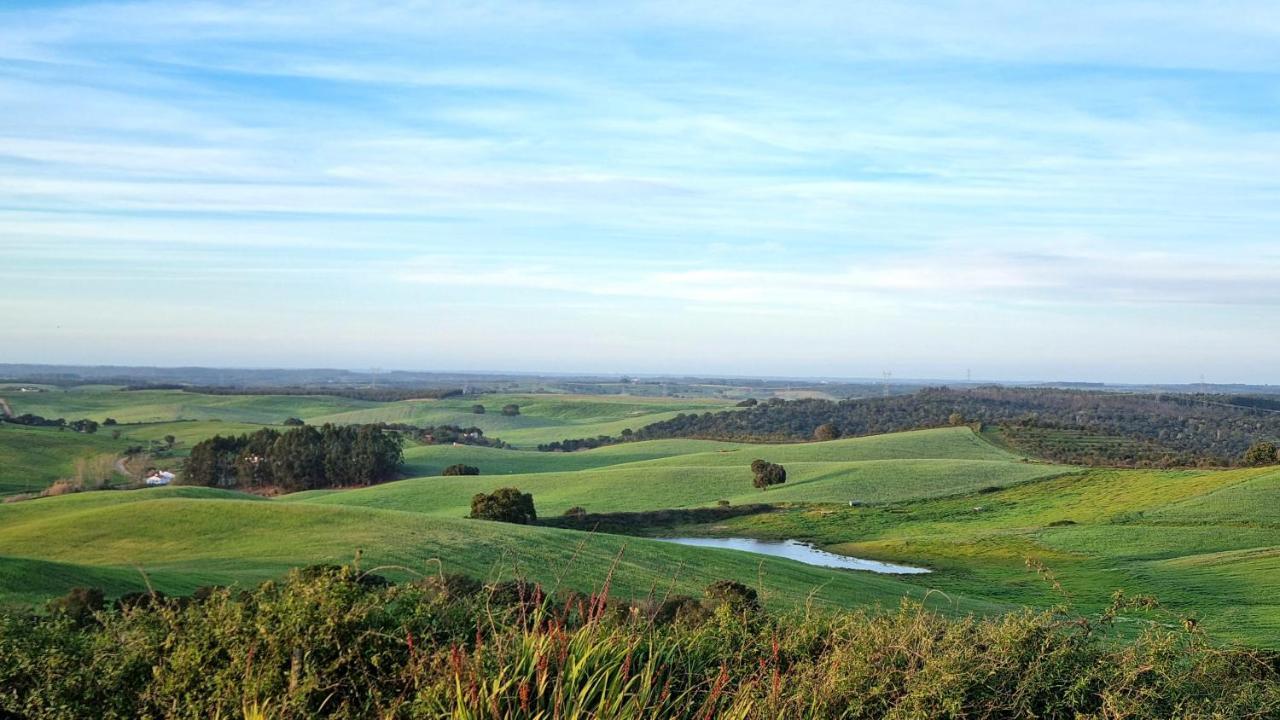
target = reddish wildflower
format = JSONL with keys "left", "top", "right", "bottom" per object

{"left": 701, "top": 665, "right": 730, "bottom": 720}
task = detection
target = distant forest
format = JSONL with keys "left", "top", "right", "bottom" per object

{"left": 548, "top": 387, "right": 1280, "bottom": 467}
{"left": 185, "top": 424, "right": 403, "bottom": 492}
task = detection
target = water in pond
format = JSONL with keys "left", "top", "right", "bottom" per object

{"left": 656, "top": 537, "right": 930, "bottom": 574}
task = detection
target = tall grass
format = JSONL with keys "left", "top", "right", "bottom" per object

{"left": 2, "top": 565, "right": 1278, "bottom": 719}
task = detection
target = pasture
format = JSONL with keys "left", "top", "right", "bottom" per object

{"left": 4, "top": 387, "right": 1280, "bottom": 647}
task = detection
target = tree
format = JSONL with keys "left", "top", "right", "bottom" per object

{"left": 270, "top": 425, "right": 325, "bottom": 491}
{"left": 185, "top": 435, "right": 246, "bottom": 488}
{"left": 501, "top": 404, "right": 521, "bottom": 416}
{"left": 163, "top": 435, "right": 177, "bottom": 449}
{"left": 469, "top": 487, "right": 536, "bottom": 524}
{"left": 814, "top": 423, "right": 840, "bottom": 441}
{"left": 751, "top": 459, "right": 786, "bottom": 489}
{"left": 471, "top": 404, "right": 486, "bottom": 414}
{"left": 1244, "top": 440, "right": 1279, "bottom": 467}
{"left": 949, "top": 412, "right": 965, "bottom": 426}
{"left": 102, "top": 418, "right": 117, "bottom": 426}
{"left": 442, "top": 464, "right": 480, "bottom": 476}
{"left": 283, "top": 417, "right": 305, "bottom": 426}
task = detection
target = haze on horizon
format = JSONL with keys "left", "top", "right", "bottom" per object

{"left": 3, "top": 1, "right": 1279, "bottom": 384}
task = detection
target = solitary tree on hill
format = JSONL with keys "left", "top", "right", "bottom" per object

{"left": 751, "top": 459, "right": 787, "bottom": 489}
{"left": 501, "top": 404, "right": 521, "bottom": 416}
{"left": 469, "top": 487, "right": 536, "bottom": 524}
{"left": 442, "top": 464, "right": 480, "bottom": 476}
{"left": 814, "top": 423, "right": 840, "bottom": 441}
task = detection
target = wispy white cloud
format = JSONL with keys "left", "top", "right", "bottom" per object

{"left": 3, "top": 0, "right": 1280, "bottom": 379}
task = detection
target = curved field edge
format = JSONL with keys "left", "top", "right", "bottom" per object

{"left": 0, "top": 490, "right": 1000, "bottom": 616}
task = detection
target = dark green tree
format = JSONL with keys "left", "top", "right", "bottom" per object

{"left": 501, "top": 404, "right": 521, "bottom": 416}
{"left": 751, "top": 459, "right": 786, "bottom": 489}
{"left": 471, "top": 404, "right": 486, "bottom": 414}
{"left": 469, "top": 487, "right": 536, "bottom": 524}
{"left": 185, "top": 434, "right": 246, "bottom": 487}
{"left": 442, "top": 464, "right": 480, "bottom": 476}
{"left": 270, "top": 425, "right": 325, "bottom": 491}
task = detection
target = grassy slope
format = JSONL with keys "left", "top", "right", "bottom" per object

{"left": 297, "top": 428, "right": 1068, "bottom": 517}
{"left": 308, "top": 393, "right": 736, "bottom": 447}
{"left": 0, "top": 425, "right": 129, "bottom": 494}
{"left": 0, "top": 487, "right": 999, "bottom": 616}
{"left": 4, "top": 388, "right": 373, "bottom": 424}
{"left": 690, "top": 465, "right": 1280, "bottom": 644}
{"left": 7, "top": 388, "right": 737, "bottom": 448}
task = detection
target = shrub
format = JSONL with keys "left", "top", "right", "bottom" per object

{"left": 470, "top": 404, "right": 486, "bottom": 414}
{"left": 736, "top": 398, "right": 758, "bottom": 407}
{"left": 41, "top": 479, "right": 82, "bottom": 497}
{"left": 415, "top": 573, "right": 483, "bottom": 601}
{"left": 469, "top": 487, "right": 536, "bottom": 524}
{"left": 563, "top": 506, "right": 587, "bottom": 518}
{"left": 501, "top": 404, "right": 521, "bottom": 416}
{"left": 3, "top": 569, "right": 1280, "bottom": 718}
{"left": 750, "top": 459, "right": 786, "bottom": 489}
{"left": 1244, "top": 440, "right": 1279, "bottom": 466}
{"left": 46, "top": 586, "right": 104, "bottom": 625}
{"left": 282, "top": 417, "right": 305, "bottom": 426}
{"left": 702, "top": 579, "right": 761, "bottom": 614}
{"left": 441, "top": 464, "right": 480, "bottom": 476}
{"left": 814, "top": 423, "right": 841, "bottom": 441}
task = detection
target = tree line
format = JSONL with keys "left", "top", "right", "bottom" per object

{"left": 1, "top": 413, "right": 99, "bottom": 434}
{"left": 538, "top": 387, "right": 1280, "bottom": 467}
{"left": 123, "top": 385, "right": 468, "bottom": 402}
{"left": 184, "top": 424, "right": 403, "bottom": 491}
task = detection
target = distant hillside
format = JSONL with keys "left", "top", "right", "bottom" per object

{"left": 623, "top": 387, "right": 1280, "bottom": 467}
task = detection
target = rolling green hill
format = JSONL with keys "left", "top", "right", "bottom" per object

{"left": 0, "top": 425, "right": 130, "bottom": 494}
{"left": 5, "top": 387, "right": 736, "bottom": 448}
{"left": 297, "top": 427, "right": 1068, "bottom": 517}
{"left": 0, "top": 487, "right": 998, "bottom": 615}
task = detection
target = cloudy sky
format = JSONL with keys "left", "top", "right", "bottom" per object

{"left": 3, "top": 1, "right": 1279, "bottom": 382}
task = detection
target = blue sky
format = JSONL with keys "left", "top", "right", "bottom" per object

{"left": 2, "top": 1, "right": 1279, "bottom": 382}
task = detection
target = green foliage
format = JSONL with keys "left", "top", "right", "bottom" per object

{"left": 703, "top": 579, "right": 761, "bottom": 614}
{"left": 501, "top": 403, "right": 521, "bottom": 416}
{"left": 2, "top": 569, "right": 1278, "bottom": 719}
{"left": 441, "top": 463, "right": 479, "bottom": 476}
{"left": 470, "top": 404, "right": 485, "bottom": 414}
{"left": 469, "top": 487, "right": 536, "bottom": 524}
{"left": 1244, "top": 440, "right": 1279, "bottom": 466}
{"left": 750, "top": 459, "right": 786, "bottom": 489}
{"left": 45, "top": 587, "right": 103, "bottom": 626}
{"left": 185, "top": 424, "right": 402, "bottom": 491}
{"left": 627, "top": 387, "right": 1280, "bottom": 467}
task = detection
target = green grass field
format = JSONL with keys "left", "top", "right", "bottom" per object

{"left": 6, "top": 391, "right": 1280, "bottom": 647}
{"left": 0, "top": 425, "right": 130, "bottom": 494}
{"left": 4, "top": 386, "right": 735, "bottom": 448}
{"left": 681, "top": 465, "right": 1280, "bottom": 644}
{"left": 0, "top": 486, "right": 1000, "bottom": 615}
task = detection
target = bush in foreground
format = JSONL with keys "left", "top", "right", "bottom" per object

{"left": 2, "top": 567, "right": 1279, "bottom": 719}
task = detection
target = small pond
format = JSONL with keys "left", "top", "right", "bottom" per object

{"left": 656, "top": 537, "right": 930, "bottom": 574}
